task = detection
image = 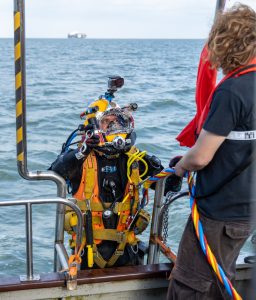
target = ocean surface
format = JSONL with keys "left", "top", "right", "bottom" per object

{"left": 0, "top": 38, "right": 253, "bottom": 277}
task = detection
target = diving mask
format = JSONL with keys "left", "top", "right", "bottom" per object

{"left": 98, "top": 108, "right": 134, "bottom": 142}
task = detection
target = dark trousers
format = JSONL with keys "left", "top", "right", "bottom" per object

{"left": 167, "top": 214, "right": 251, "bottom": 300}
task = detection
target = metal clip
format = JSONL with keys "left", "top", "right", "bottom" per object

{"left": 116, "top": 231, "right": 126, "bottom": 243}
{"left": 115, "top": 249, "right": 124, "bottom": 256}
{"left": 86, "top": 199, "right": 91, "bottom": 211}
{"left": 66, "top": 266, "right": 78, "bottom": 291}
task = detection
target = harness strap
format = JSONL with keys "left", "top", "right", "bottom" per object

{"left": 92, "top": 231, "right": 138, "bottom": 268}
{"left": 107, "top": 242, "right": 126, "bottom": 267}
{"left": 73, "top": 152, "right": 97, "bottom": 201}
{"left": 93, "top": 229, "right": 127, "bottom": 243}
{"left": 84, "top": 152, "right": 96, "bottom": 200}
{"left": 92, "top": 243, "right": 126, "bottom": 269}
{"left": 71, "top": 200, "right": 131, "bottom": 213}
{"left": 113, "top": 202, "right": 131, "bottom": 213}
{"left": 93, "top": 245, "right": 108, "bottom": 268}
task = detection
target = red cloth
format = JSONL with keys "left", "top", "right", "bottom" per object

{"left": 176, "top": 46, "right": 217, "bottom": 147}
{"left": 176, "top": 47, "right": 256, "bottom": 148}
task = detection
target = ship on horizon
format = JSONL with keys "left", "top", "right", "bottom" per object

{"left": 67, "top": 31, "right": 87, "bottom": 38}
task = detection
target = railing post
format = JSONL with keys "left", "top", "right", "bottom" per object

{"left": 147, "top": 178, "right": 166, "bottom": 264}
{"left": 13, "top": 0, "right": 67, "bottom": 272}
{"left": 25, "top": 203, "right": 33, "bottom": 279}
{"left": 20, "top": 203, "right": 40, "bottom": 281}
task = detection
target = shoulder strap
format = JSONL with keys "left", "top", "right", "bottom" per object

{"left": 73, "top": 151, "right": 97, "bottom": 201}
{"left": 84, "top": 151, "right": 97, "bottom": 200}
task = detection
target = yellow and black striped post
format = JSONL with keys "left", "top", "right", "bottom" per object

{"left": 14, "top": 0, "right": 27, "bottom": 172}
{"left": 13, "top": 0, "right": 75, "bottom": 276}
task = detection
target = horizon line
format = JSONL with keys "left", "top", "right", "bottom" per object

{"left": 0, "top": 37, "right": 207, "bottom": 40}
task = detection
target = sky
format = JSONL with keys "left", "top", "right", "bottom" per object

{"left": 0, "top": 0, "right": 256, "bottom": 39}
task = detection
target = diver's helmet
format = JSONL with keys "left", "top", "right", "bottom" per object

{"left": 97, "top": 107, "right": 136, "bottom": 155}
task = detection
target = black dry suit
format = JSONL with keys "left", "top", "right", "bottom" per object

{"left": 50, "top": 147, "right": 162, "bottom": 269}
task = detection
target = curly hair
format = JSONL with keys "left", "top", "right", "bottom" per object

{"left": 207, "top": 4, "right": 256, "bottom": 74}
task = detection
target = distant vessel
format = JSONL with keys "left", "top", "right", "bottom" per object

{"left": 67, "top": 31, "right": 87, "bottom": 38}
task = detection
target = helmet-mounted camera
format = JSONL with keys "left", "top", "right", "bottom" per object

{"left": 108, "top": 76, "right": 124, "bottom": 92}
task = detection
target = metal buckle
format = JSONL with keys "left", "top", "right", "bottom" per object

{"left": 116, "top": 231, "right": 125, "bottom": 243}
{"left": 115, "top": 249, "right": 124, "bottom": 256}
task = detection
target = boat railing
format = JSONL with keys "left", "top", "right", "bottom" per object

{"left": 0, "top": 197, "right": 83, "bottom": 288}
{"left": 148, "top": 176, "right": 189, "bottom": 264}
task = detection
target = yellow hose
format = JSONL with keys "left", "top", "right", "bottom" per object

{"left": 126, "top": 149, "right": 148, "bottom": 183}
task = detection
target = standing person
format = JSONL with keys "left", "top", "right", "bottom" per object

{"left": 50, "top": 105, "right": 163, "bottom": 269}
{"left": 167, "top": 4, "right": 256, "bottom": 299}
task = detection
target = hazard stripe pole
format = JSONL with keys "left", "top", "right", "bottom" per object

{"left": 13, "top": 1, "right": 75, "bottom": 273}
{"left": 14, "top": 0, "right": 35, "bottom": 280}
{"left": 14, "top": 0, "right": 26, "bottom": 172}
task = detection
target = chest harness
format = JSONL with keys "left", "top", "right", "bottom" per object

{"left": 65, "top": 146, "right": 146, "bottom": 268}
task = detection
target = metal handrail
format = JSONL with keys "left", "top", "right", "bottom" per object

{"left": 147, "top": 176, "right": 189, "bottom": 264}
{"left": 0, "top": 198, "right": 83, "bottom": 281}
{"left": 13, "top": 0, "right": 69, "bottom": 272}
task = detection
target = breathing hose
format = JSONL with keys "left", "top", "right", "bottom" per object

{"left": 126, "top": 149, "right": 148, "bottom": 183}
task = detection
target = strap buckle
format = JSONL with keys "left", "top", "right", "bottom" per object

{"left": 115, "top": 249, "right": 124, "bottom": 256}
{"left": 116, "top": 231, "right": 126, "bottom": 243}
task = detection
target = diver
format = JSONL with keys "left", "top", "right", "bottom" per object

{"left": 50, "top": 77, "right": 164, "bottom": 269}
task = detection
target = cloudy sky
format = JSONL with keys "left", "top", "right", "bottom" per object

{"left": 1, "top": 0, "right": 256, "bottom": 38}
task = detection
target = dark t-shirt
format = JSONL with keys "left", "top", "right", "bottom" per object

{"left": 196, "top": 72, "right": 256, "bottom": 221}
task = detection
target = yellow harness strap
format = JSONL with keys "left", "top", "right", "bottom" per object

{"left": 84, "top": 152, "right": 96, "bottom": 200}
{"left": 92, "top": 231, "right": 138, "bottom": 268}
{"left": 74, "top": 200, "right": 130, "bottom": 213}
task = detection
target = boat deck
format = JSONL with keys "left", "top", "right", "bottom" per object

{"left": 0, "top": 263, "right": 172, "bottom": 300}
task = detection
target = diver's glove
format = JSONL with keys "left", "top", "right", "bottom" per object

{"left": 145, "top": 154, "right": 162, "bottom": 175}
{"left": 79, "top": 123, "right": 101, "bottom": 148}
{"left": 164, "top": 156, "right": 183, "bottom": 194}
{"left": 85, "top": 134, "right": 100, "bottom": 148}
{"left": 75, "top": 124, "right": 100, "bottom": 159}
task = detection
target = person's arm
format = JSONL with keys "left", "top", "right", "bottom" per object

{"left": 49, "top": 149, "right": 84, "bottom": 180}
{"left": 174, "top": 129, "right": 226, "bottom": 177}
{"left": 175, "top": 86, "right": 243, "bottom": 177}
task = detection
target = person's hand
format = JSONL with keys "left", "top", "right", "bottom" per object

{"left": 75, "top": 124, "right": 100, "bottom": 159}
{"left": 78, "top": 124, "right": 101, "bottom": 150}
{"left": 169, "top": 156, "right": 183, "bottom": 168}
{"left": 85, "top": 134, "right": 100, "bottom": 148}
{"left": 173, "top": 163, "right": 186, "bottom": 178}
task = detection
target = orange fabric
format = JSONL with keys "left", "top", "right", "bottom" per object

{"left": 73, "top": 163, "right": 86, "bottom": 201}
{"left": 73, "top": 151, "right": 135, "bottom": 245}
{"left": 176, "top": 46, "right": 256, "bottom": 147}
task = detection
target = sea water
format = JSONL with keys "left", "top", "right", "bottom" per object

{"left": 0, "top": 38, "right": 253, "bottom": 277}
